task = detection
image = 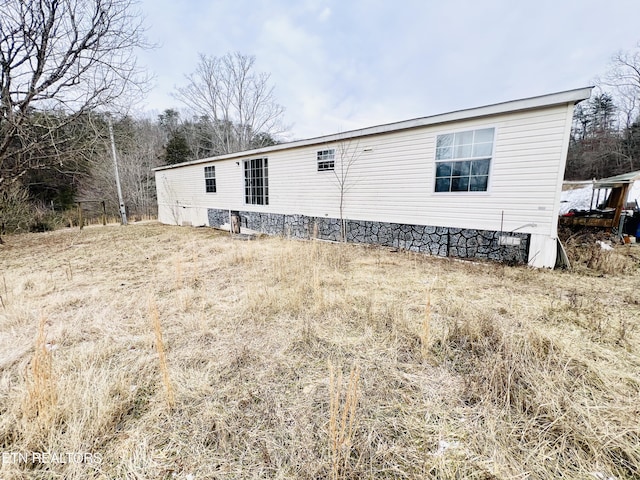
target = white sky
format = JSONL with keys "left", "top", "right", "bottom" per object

{"left": 135, "top": 0, "right": 640, "bottom": 140}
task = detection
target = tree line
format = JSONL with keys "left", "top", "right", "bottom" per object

{"left": 0, "top": 0, "right": 286, "bottom": 236}
{"left": 1, "top": 0, "right": 639, "bottom": 236}
{"left": 565, "top": 45, "right": 640, "bottom": 180}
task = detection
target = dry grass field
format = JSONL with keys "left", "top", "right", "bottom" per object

{"left": 0, "top": 223, "right": 639, "bottom": 479}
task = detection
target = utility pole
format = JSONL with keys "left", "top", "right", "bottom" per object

{"left": 107, "top": 117, "right": 128, "bottom": 225}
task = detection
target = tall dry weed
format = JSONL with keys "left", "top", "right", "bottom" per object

{"left": 149, "top": 297, "right": 175, "bottom": 410}
{"left": 312, "top": 265, "right": 325, "bottom": 311}
{"left": 190, "top": 250, "right": 200, "bottom": 287}
{"left": 173, "top": 254, "right": 183, "bottom": 289}
{"left": 228, "top": 243, "right": 257, "bottom": 265}
{"left": 2, "top": 273, "right": 9, "bottom": 305}
{"left": 328, "top": 361, "right": 361, "bottom": 480}
{"left": 421, "top": 278, "right": 436, "bottom": 359}
{"left": 23, "top": 316, "right": 57, "bottom": 426}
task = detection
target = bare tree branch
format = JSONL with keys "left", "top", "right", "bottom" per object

{"left": 598, "top": 43, "right": 640, "bottom": 129}
{"left": 173, "top": 52, "right": 287, "bottom": 155}
{"left": 79, "top": 114, "right": 164, "bottom": 218}
{"left": 0, "top": 0, "right": 150, "bottom": 186}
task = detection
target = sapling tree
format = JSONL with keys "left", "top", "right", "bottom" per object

{"left": 332, "top": 136, "right": 361, "bottom": 242}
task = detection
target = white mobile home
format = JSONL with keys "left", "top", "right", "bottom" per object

{"left": 155, "top": 87, "right": 592, "bottom": 268}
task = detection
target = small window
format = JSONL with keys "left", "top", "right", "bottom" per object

{"left": 204, "top": 166, "right": 216, "bottom": 193}
{"left": 434, "top": 128, "right": 494, "bottom": 193}
{"left": 317, "top": 149, "right": 335, "bottom": 171}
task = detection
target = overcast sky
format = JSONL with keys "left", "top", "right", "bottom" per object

{"left": 135, "top": 0, "right": 640, "bottom": 140}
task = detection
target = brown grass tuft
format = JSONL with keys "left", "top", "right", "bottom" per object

{"left": 22, "top": 315, "right": 57, "bottom": 426}
{"left": 173, "top": 254, "right": 183, "bottom": 289}
{"left": 328, "top": 361, "right": 361, "bottom": 480}
{"left": 148, "top": 296, "right": 175, "bottom": 410}
{"left": 561, "top": 230, "right": 639, "bottom": 275}
{"left": 2, "top": 273, "right": 8, "bottom": 307}
{"left": 421, "top": 278, "right": 436, "bottom": 359}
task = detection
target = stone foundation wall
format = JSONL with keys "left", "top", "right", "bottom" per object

{"left": 207, "top": 208, "right": 530, "bottom": 264}
{"left": 208, "top": 209, "right": 229, "bottom": 228}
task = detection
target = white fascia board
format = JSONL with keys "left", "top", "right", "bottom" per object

{"left": 154, "top": 87, "right": 593, "bottom": 172}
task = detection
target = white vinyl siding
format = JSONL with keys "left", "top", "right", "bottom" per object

{"left": 266, "top": 105, "right": 572, "bottom": 236}
{"left": 155, "top": 92, "right": 581, "bottom": 268}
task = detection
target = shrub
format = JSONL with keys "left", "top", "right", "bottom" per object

{"left": 0, "top": 182, "right": 35, "bottom": 233}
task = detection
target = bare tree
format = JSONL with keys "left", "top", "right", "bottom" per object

{"left": 173, "top": 52, "right": 286, "bottom": 155}
{"left": 80, "top": 116, "right": 164, "bottom": 219}
{"left": 0, "top": 0, "right": 149, "bottom": 188}
{"left": 110, "top": 119, "right": 163, "bottom": 219}
{"left": 600, "top": 43, "right": 640, "bottom": 129}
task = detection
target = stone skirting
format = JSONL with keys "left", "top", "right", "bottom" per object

{"left": 207, "top": 208, "right": 530, "bottom": 264}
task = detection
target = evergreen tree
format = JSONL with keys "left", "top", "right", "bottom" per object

{"left": 164, "top": 132, "right": 192, "bottom": 165}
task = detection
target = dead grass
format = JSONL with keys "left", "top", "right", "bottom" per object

{"left": 421, "top": 278, "right": 436, "bottom": 360}
{"left": 149, "top": 296, "right": 175, "bottom": 410}
{"left": 0, "top": 223, "right": 638, "bottom": 479}
{"left": 328, "top": 361, "right": 360, "bottom": 480}
{"left": 561, "top": 228, "right": 640, "bottom": 275}
{"left": 22, "top": 316, "right": 57, "bottom": 429}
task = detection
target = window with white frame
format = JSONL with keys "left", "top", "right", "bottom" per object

{"left": 317, "top": 149, "right": 335, "bottom": 171}
{"left": 244, "top": 158, "right": 268, "bottom": 205}
{"left": 204, "top": 166, "right": 216, "bottom": 193}
{"left": 434, "top": 128, "right": 494, "bottom": 192}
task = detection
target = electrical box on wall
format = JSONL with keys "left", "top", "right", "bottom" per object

{"left": 499, "top": 235, "right": 521, "bottom": 246}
